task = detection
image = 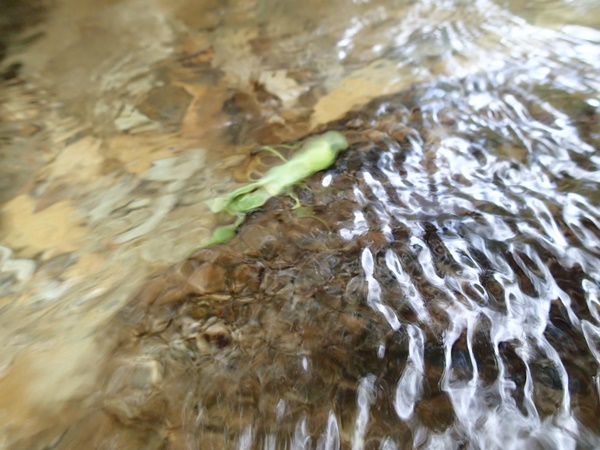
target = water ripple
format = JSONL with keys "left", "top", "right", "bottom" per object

{"left": 337, "top": 36, "right": 600, "bottom": 445}
{"left": 96, "top": 2, "right": 600, "bottom": 449}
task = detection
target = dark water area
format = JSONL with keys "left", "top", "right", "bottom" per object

{"left": 0, "top": 0, "right": 599, "bottom": 449}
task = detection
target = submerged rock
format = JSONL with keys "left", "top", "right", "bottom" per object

{"left": 94, "top": 77, "right": 600, "bottom": 449}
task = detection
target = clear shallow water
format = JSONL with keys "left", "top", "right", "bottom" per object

{"left": 344, "top": 75, "right": 600, "bottom": 449}
{"left": 0, "top": 0, "right": 599, "bottom": 449}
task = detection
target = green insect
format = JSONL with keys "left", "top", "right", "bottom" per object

{"left": 201, "top": 130, "right": 348, "bottom": 247}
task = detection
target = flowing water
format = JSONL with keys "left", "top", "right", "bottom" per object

{"left": 0, "top": 0, "right": 599, "bottom": 449}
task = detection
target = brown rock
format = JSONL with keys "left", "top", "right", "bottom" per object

{"left": 187, "top": 263, "right": 227, "bottom": 294}
{"left": 230, "top": 263, "right": 261, "bottom": 295}
{"left": 415, "top": 392, "right": 455, "bottom": 431}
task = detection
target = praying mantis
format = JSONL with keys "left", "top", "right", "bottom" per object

{"left": 201, "top": 130, "right": 348, "bottom": 247}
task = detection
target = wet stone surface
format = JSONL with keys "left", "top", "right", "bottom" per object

{"left": 81, "top": 73, "right": 600, "bottom": 449}
{"left": 1, "top": 1, "right": 599, "bottom": 449}
{"left": 105, "top": 215, "right": 415, "bottom": 446}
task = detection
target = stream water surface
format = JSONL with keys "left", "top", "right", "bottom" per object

{"left": 0, "top": 0, "right": 599, "bottom": 449}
